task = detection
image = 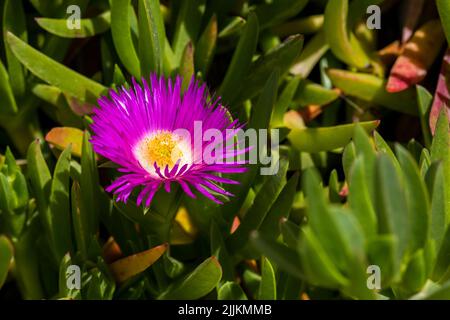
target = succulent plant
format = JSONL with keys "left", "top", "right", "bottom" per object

{"left": 0, "top": 0, "right": 449, "bottom": 300}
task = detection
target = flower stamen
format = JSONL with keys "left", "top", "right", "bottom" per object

{"left": 134, "top": 130, "right": 192, "bottom": 177}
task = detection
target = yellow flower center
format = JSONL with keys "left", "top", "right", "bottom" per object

{"left": 134, "top": 131, "right": 192, "bottom": 177}
{"left": 146, "top": 132, "right": 183, "bottom": 168}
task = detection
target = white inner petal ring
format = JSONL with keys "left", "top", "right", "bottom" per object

{"left": 133, "top": 130, "right": 193, "bottom": 177}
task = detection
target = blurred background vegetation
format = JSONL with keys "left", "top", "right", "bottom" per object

{"left": 0, "top": 0, "right": 449, "bottom": 300}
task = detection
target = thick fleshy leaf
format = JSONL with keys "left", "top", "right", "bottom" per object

{"left": 410, "top": 280, "right": 450, "bottom": 300}
{"left": 290, "top": 31, "right": 328, "bottom": 78}
{"left": 327, "top": 69, "right": 419, "bottom": 115}
{"left": 172, "top": 0, "right": 205, "bottom": 65}
{"left": 3, "top": 0, "right": 27, "bottom": 99}
{"left": 430, "top": 49, "right": 450, "bottom": 135}
{"left": 79, "top": 131, "right": 101, "bottom": 240}
{"left": 228, "top": 159, "right": 289, "bottom": 251}
{"left": 221, "top": 71, "right": 279, "bottom": 221}
{"left": 258, "top": 257, "right": 276, "bottom": 300}
{"left": 195, "top": 15, "right": 217, "bottom": 76}
{"left": 210, "top": 222, "right": 234, "bottom": 282}
{"left": 218, "top": 16, "right": 246, "bottom": 39}
{"left": 179, "top": 42, "right": 194, "bottom": 92}
{"left": 58, "top": 253, "right": 81, "bottom": 299}
{"left": 71, "top": 181, "right": 88, "bottom": 259}
{"left": 109, "top": 243, "right": 167, "bottom": 283}
{"left": 273, "top": 15, "right": 324, "bottom": 37}
{"left": 430, "top": 110, "right": 450, "bottom": 237}
{"left": 426, "top": 162, "right": 447, "bottom": 250}
{"left": 331, "top": 207, "right": 375, "bottom": 300}
{"left": 26, "top": 140, "right": 52, "bottom": 238}
{"left": 250, "top": 231, "right": 303, "bottom": 278}
{"left": 433, "top": 227, "right": 450, "bottom": 281}
{"left": 111, "top": 0, "right": 140, "bottom": 77}
{"left": 271, "top": 77, "right": 301, "bottom": 127}
{"left": 0, "top": 59, "right": 17, "bottom": 115}
{"left": 219, "top": 13, "right": 259, "bottom": 105}
{"left": 375, "top": 154, "right": 411, "bottom": 270}
{"left": 45, "top": 127, "right": 84, "bottom": 157}
{"left": 234, "top": 35, "right": 304, "bottom": 104}
{"left": 367, "top": 235, "right": 397, "bottom": 286}
{"left": 138, "top": 0, "right": 166, "bottom": 76}
{"left": 32, "top": 84, "right": 86, "bottom": 128}
{"left": 288, "top": 120, "right": 379, "bottom": 153}
{"left": 387, "top": 20, "right": 445, "bottom": 93}
{"left": 280, "top": 218, "right": 300, "bottom": 250}
{"left": 396, "top": 145, "right": 430, "bottom": 253}
{"left": 293, "top": 80, "right": 339, "bottom": 107}
{"left": 49, "top": 146, "right": 73, "bottom": 263}
{"left": 401, "top": 250, "right": 427, "bottom": 293}
{"left": 324, "top": 0, "right": 369, "bottom": 68}
{"left": 348, "top": 156, "right": 377, "bottom": 239}
{"left": 0, "top": 150, "right": 27, "bottom": 236}
{"left": 6, "top": 32, "right": 106, "bottom": 103}
{"left": 12, "top": 215, "right": 44, "bottom": 299}
{"left": 255, "top": 0, "right": 308, "bottom": 29}
{"left": 416, "top": 85, "right": 433, "bottom": 147}
{"left": 259, "top": 172, "right": 299, "bottom": 239}
{"left": 437, "top": 0, "right": 450, "bottom": 44}
{"left": 302, "top": 169, "right": 349, "bottom": 271}
{"left": 84, "top": 267, "right": 115, "bottom": 300}
{"left": 298, "top": 227, "right": 348, "bottom": 288}
{"left": 158, "top": 257, "right": 222, "bottom": 300}
{"left": 0, "top": 235, "right": 13, "bottom": 288}
{"left": 218, "top": 282, "right": 248, "bottom": 300}
{"left": 35, "top": 11, "right": 111, "bottom": 38}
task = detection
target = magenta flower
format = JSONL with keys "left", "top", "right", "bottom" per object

{"left": 90, "top": 75, "right": 247, "bottom": 206}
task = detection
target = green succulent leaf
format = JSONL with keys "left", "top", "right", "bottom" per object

{"left": 288, "top": 120, "right": 379, "bottom": 153}
{"left": 227, "top": 159, "right": 289, "bottom": 252}
{"left": 437, "top": 0, "right": 450, "bottom": 44}
{"left": 3, "top": 0, "right": 27, "bottom": 99}
{"left": 138, "top": 0, "right": 166, "bottom": 76}
{"left": 348, "top": 156, "right": 377, "bottom": 239}
{"left": 111, "top": 0, "right": 140, "bottom": 78}
{"left": 195, "top": 15, "right": 217, "bottom": 76}
{"left": 49, "top": 146, "right": 73, "bottom": 263}
{"left": 172, "top": 0, "right": 205, "bottom": 65}
{"left": 396, "top": 145, "right": 430, "bottom": 253}
{"left": 79, "top": 131, "right": 101, "bottom": 242}
{"left": 179, "top": 42, "right": 194, "bottom": 91}
{"left": 430, "top": 110, "right": 450, "bottom": 226}
{"left": 293, "top": 80, "right": 339, "bottom": 107}
{"left": 157, "top": 257, "right": 222, "bottom": 300}
{"left": 234, "top": 34, "right": 304, "bottom": 104}
{"left": 250, "top": 231, "right": 303, "bottom": 279}
{"left": 219, "top": 12, "right": 259, "bottom": 105}
{"left": 0, "top": 235, "right": 13, "bottom": 288}
{"left": 258, "top": 257, "right": 277, "bottom": 300}
{"left": 327, "top": 69, "right": 419, "bottom": 115}
{"left": 0, "top": 56, "right": 18, "bottom": 115}
{"left": 218, "top": 282, "right": 248, "bottom": 300}
{"left": 210, "top": 222, "right": 234, "bottom": 282}
{"left": 375, "top": 154, "right": 411, "bottom": 271}
{"left": 324, "top": 0, "right": 370, "bottom": 68}
{"left": 35, "top": 11, "right": 111, "bottom": 38}
{"left": 255, "top": 0, "right": 309, "bottom": 29}
{"left": 6, "top": 32, "right": 106, "bottom": 103}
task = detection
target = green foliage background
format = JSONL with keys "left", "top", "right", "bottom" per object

{"left": 0, "top": 0, "right": 449, "bottom": 300}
